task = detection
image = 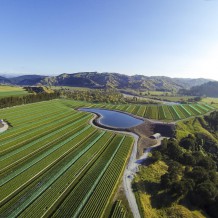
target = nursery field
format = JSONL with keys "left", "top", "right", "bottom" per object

{"left": 85, "top": 102, "right": 215, "bottom": 121}
{"left": 107, "top": 104, "right": 215, "bottom": 121}
{"left": 0, "top": 100, "right": 133, "bottom": 217}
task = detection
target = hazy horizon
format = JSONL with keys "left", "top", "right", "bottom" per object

{"left": 1, "top": 0, "right": 218, "bottom": 80}
{"left": 0, "top": 71, "right": 216, "bottom": 81}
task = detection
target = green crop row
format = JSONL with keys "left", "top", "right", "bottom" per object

{"left": 111, "top": 201, "right": 127, "bottom": 218}
{"left": 90, "top": 102, "right": 215, "bottom": 121}
{"left": 0, "top": 100, "right": 134, "bottom": 217}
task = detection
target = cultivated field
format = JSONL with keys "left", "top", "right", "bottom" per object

{"left": 0, "top": 99, "right": 215, "bottom": 217}
{"left": 201, "top": 97, "right": 218, "bottom": 108}
{"left": 0, "top": 85, "right": 29, "bottom": 99}
{"left": 86, "top": 102, "right": 215, "bottom": 121}
{"left": 0, "top": 100, "right": 133, "bottom": 217}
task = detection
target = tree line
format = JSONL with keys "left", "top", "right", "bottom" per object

{"left": 58, "top": 88, "right": 159, "bottom": 104}
{"left": 59, "top": 88, "right": 125, "bottom": 104}
{"left": 0, "top": 92, "right": 60, "bottom": 109}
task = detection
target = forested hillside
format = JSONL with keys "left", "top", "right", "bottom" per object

{"left": 40, "top": 72, "right": 211, "bottom": 91}
{"left": 0, "top": 72, "right": 212, "bottom": 92}
{"left": 179, "top": 81, "right": 218, "bottom": 97}
{"left": 134, "top": 111, "right": 218, "bottom": 218}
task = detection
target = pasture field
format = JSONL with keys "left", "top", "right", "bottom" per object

{"left": 201, "top": 97, "right": 218, "bottom": 108}
{"left": 133, "top": 160, "right": 205, "bottom": 218}
{"left": 0, "top": 99, "right": 133, "bottom": 217}
{"left": 0, "top": 85, "right": 29, "bottom": 98}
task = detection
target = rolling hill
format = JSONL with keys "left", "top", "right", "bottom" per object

{"left": 40, "top": 72, "right": 212, "bottom": 91}
{"left": 0, "top": 72, "right": 213, "bottom": 92}
{"left": 179, "top": 81, "right": 218, "bottom": 97}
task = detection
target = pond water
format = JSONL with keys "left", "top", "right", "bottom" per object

{"left": 80, "top": 108, "right": 144, "bottom": 129}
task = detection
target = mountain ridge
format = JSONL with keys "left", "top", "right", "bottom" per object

{"left": 0, "top": 72, "right": 213, "bottom": 91}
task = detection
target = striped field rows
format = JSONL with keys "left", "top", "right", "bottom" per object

{"left": 0, "top": 99, "right": 133, "bottom": 217}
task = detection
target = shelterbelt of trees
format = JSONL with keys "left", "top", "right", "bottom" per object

{"left": 59, "top": 88, "right": 125, "bottom": 104}
{"left": 58, "top": 88, "right": 158, "bottom": 104}
{"left": 0, "top": 92, "right": 60, "bottom": 109}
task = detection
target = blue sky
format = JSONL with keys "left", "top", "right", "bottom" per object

{"left": 1, "top": 0, "right": 218, "bottom": 80}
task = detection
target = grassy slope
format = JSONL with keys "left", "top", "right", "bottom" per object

{"left": 201, "top": 97, "right": 218, "bottom": 108}
{"left": 134, "top": 114, "right": 218, "bottom": 218}
{"left": 0, "top": 85, "right": 29, "bottom": 98}
{"left": 134, "top": 160, "right": 206, "bottom": 218}
{"left": 175, "top": 117, "right": 218, "bottom": 143}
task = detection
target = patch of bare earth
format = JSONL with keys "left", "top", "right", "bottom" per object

{"left": 130, "top": 120, "right": 175, "bottom": 157}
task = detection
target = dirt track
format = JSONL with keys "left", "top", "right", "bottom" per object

{"left": 0, "top": 120, "right": 8, "bottom": 133}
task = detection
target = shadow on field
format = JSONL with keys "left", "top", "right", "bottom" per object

{"left": 133, "top": 179, "right": 175, "bottom": 209}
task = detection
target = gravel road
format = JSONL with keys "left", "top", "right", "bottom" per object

{"left": 123, "top": 137, "right": 164, "bottom": 218}
{"left": 86, "top": 112, "right": 164, "bottom": 218}
{"left": 0, "top": 120, "right": 9, "bottom": 133}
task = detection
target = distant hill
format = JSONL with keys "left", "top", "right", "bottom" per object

{"left": 40, "top": 72, "right": 212, "bottom": 91}
{"left": 172, "top": 78, "right": 213, "bottom": 89}
{"left": 0, "top": 72, "right": 213, "bottom": 91}
{"left": 0, "top": 76, "right": 11, "bottom": 84}
{"left": 179, "top": 81, "right": 218, "bottom": 97}
{"left": 9, "top": 75, "right": 46, "bottom": 85}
